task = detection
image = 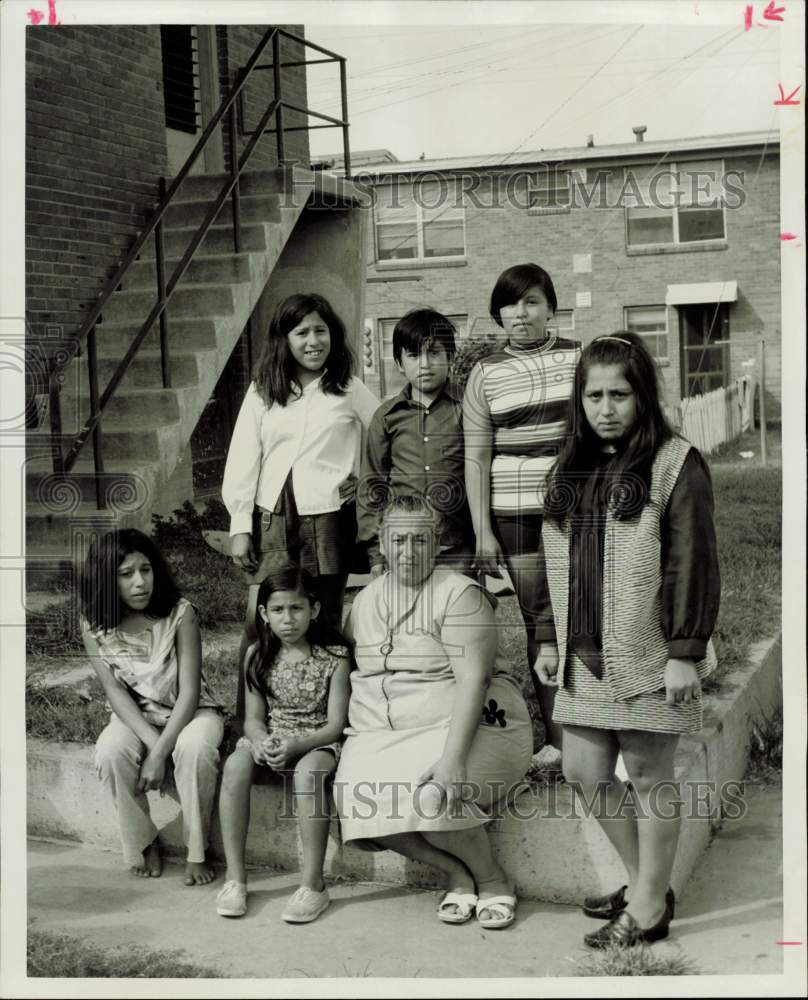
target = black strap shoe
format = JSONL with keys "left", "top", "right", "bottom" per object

{"left": 582, "top": 884, "right": 675, "bottom": 921}
{"left": 583, "top": 904, "right": 673, "bottom": 950}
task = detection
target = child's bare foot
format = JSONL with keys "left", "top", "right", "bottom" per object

{"left": 131, "top": 840, "right": 162, "bottom": 878}
{"left": 184, "top": 860, "right": 215, "bottom": 886}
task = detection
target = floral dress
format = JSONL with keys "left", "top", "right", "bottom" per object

{"left": 249, "top": 643, "right": 349, "bottom": 761}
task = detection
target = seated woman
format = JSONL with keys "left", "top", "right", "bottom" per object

{"left": 334, "top": 496, "right": 533, "bottom": 929}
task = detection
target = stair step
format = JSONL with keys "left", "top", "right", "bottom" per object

{"left": 139, "top": 222, "right": 271, "bottom": 260}
{"left": 125, "top": 252, "right": 253, "bottom": 291}
{"left": 163, "top": 193, "right": 281, "bottom": 230}
{"left": 177, "top": 168, "right": 311, "bottom": 201}
{"left": 91, "top": 318, "right": 219, "bottom": 353}
{"left": 74, "top": 350, "right": 201, "bottom": 389}
{"left": 60, "top": 386, "right": 182, "bottom": 431}
{"left": 26, "top": 499, "right": 148, "bottom": 548}
{"left": 101, "top": 284, "right": 235, "bottom": 325}
{"left": 26, "top": 461, "right": 156, "bottom": 509}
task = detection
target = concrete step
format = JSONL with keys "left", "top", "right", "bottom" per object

{"left": 138, "top": 221, "right": 270, "bottom": 260}
{"left": 92, "top": 317, "right": 219, "bottom": 353}
{"left": 59, "top": 386, "right": 182, "bottom": 432}
{"left": 178, "top": 168, "right": 313, "bottom": 201}
{"left": 125, "top": 252, "right": 253, "bottom": 291}
{"left": 101, "top": 284, "right": 236, "bottom": 325}
{"left": 163, "top": 193, "right": 281, "bottom": 230}
{"left": 26, "top": 498, "right": 148, "bottom": 548}
{"left": 26, "top": 459, "right": 156, "bottom": 510}
{"left": 74, "top": 349, "right": 202, "bottom": 390}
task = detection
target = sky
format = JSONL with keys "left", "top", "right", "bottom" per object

{"left": 303, "top": 18, "right": 782, "bottom": 164}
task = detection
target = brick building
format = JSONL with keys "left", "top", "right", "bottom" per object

{"left": 24, "top": 24, "right": 368, "bottom": 588}
{"left": 335, "top": 130, "right": 780, "bottom": 418}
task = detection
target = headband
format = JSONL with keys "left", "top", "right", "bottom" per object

{"left": 595, "top": 335, "right": 633, "bottom": 347}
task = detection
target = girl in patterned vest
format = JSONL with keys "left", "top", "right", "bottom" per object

{"left": 536, "top": 332, "right": 720, "bottom": 948}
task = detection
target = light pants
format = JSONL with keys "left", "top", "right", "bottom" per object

{"left": 94, "top": 709, "right": 224, "bottom": 866}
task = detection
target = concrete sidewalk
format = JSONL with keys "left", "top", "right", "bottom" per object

{"left": 26, "top": 783, "right": 783, "bottom": 979}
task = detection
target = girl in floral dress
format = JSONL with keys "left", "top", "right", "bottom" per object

{"left": 216, "top": 565, "right": 350, "bottom": 923}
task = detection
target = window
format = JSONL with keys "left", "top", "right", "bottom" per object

{"left": 547, "top": 309, "right": 575, "bottom": 336}
{"left": 160, "top": 26, "right": 201, "bottom": 134}
{"left": 528, "top": 168, "right": 586, "bottom": 213}
{"left": 374, "top": 180, "right": 465, "bottom": 263}
{"left": 625, "top": 159, "right": 726, "bottom": 248}
{"left": 378, "top": 315, "right": 468, "bottom": 396}
{"left": 624, "top": 306, "right": 669, "bottom": 363}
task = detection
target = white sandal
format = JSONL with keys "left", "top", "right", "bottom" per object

{"left": 475, "top": 893, "right": 517, "bottom": 930}
{"left": 437, "top": 890, "right": 478, "bottom": 925}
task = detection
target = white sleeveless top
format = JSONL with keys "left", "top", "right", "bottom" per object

{"left": 85, "top": 598, "right": 220, "bottom": 725}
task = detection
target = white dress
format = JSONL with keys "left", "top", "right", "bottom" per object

{"left": 334, "top": 570, "right": 533, "bottom": 842}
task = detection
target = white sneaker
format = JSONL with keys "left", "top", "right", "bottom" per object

{"left": 531, "top": 744, "right": 563, "bottom": 771}
{"left": 216, "top": 879, "right": 247, "bottom": 917}
{"left": 281, "top": 885, "right": 330, "bottom": 923}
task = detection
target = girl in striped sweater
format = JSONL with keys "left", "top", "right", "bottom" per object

{"left": 463, "top": 263, "right": 580, "bottom": 762}
{"left": 537, "top": 332, "right": 720, "bottom": 948}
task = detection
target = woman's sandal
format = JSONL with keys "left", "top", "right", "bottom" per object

{"left": 437, "top": 891, "right": 478, "bottom": 925}
{"left": 475, "top": 894, "right": 517, "bottom": 930}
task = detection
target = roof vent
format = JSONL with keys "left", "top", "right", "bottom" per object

{"left": 632, "top": 126, "right": 647, "bottom": 143}
{"left": 586, "top": 134, "right": 595, "bottom": 147}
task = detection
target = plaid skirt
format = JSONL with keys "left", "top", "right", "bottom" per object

{"left": 242, "top": 471, "right": 366, "bottom": 585}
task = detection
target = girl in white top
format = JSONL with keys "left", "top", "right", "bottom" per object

{"left": 223, "top": 293, "right": 378, "bottom": 718}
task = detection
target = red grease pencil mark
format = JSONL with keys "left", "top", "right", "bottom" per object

{"left": 27, "top": 0, "right": 60, "bottom": 25}
{"left": 774, "top": 84, "right": 801, "bottom": 106}
{"left": 763, "top": 1, "right": 786, "bottom": 20}
{"left": 779, "top": 232, "right": 798, "bottom": 240}
{"left": 744, "top": 5, "right": 754, "bottom": 28}
{"left": 776, "top": 941, "right": 803, "bottom": 945}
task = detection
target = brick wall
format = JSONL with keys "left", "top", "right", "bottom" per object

{"left": 363, "top": 150, "right": 782, "bottom": 416}
{"left": 26, "top": 24, "right": 312, "bottom": 360}
{"left": 26, "top": 25, "right": 168, "bottom": 349}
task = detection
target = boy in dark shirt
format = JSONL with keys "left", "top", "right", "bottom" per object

{"left": 357, "top": 309, "right": 475, "bottom": 575}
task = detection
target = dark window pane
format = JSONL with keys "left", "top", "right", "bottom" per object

{"left": 423, "top": 219, "right": 464, "bottom": 257}
{"left": 377, "top": 223, "right": 417, "bottom": 260}
{"left": 161, "top": 26, "right": 200, "bottom": 134}
{"left": 679, "top": 207, "right": 725, "bottom": 242}
{"left": 627, "top": 208, "right": 674, "bottom": 245}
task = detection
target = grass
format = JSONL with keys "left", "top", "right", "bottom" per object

{"left": 27, "top": 590, "right": 84, "bottom": 656}
{"left": 704, "top": 464, "right": 781, "bottom": 690}
{"left": 569, "top": 943, "right": 701, "bottom": 977}
{"left": 26, "top": 677, "right": 110, "bottom": 743}
{"left": 27, "top": 926, "right": 223, "bottom": 978}
{"left": 745, "top": 704, "right": 783, "bottom": 785}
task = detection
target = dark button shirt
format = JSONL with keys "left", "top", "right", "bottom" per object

{"left": 536, "top": 447, "right": 721, "bottom": 676}
{"left": 357, "top": 383, "right": 474, "bottom": 566}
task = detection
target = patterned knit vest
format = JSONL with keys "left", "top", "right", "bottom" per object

{"left": 542, "top": 436, "right": 717, "bottom": 701}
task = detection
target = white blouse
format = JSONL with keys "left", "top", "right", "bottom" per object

{"left": 223, "top": 376, "right": 379, "bottom": 535}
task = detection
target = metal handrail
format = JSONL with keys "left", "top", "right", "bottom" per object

{"left": 47, "top": 26, "right": 351, "bottom": 507}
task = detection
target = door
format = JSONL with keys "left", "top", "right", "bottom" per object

{"left": 161, "top": 25, "right": 224, "bottom": 176}
{"left": 679, "top": 303, "right": 730, "bottom": 397}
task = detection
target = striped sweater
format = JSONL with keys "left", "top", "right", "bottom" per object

{"left": 477, "top": 337, "right": 580, "bottom": 515}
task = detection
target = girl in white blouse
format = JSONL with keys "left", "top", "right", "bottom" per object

{"left": 223, "top": 293, "right": 378, "bottom": 718}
